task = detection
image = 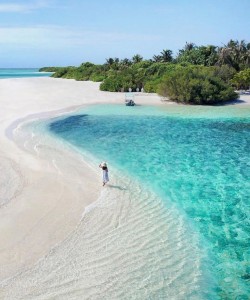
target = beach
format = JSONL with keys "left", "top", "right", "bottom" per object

{"left": 0, "top": 78, "right": 177, "bottom": 299}
{"left": 0, "top": 78, "right": 162, "bottom": 274}
{"left": 0, "top": 77, "right": 249, "bottom": 299}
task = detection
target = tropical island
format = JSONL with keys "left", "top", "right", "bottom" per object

{"left": 40, "top": 39, "right": 250, "bottom": 105}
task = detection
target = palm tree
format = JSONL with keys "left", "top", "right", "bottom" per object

{"left": 105, "top": 57, "right": 120, "bottom": 70}
{"left": 237, "top": 40, "right": 249, "bottom": 67}
{"left": 238, "top": 40, "right": 246, "bottom": 53}
{"left": 120, "top": 58, "right": 132, "bottom": 66}
{"left": 204, "top": 45, "right": 218, "bottom": 66}
{"left": 160, "top": 49, "right": 173, "bottom": 62}
{"left": 105, "top": 57, "right": 119, "bottom": 65}
{"left": 226, "top": 39, "right": 238, "bottom": 49}
{"left": 105, "top": 58, "right": 115, "bottom": 66}
{"left": 152, "top": 55, "right": 162, "bottom": 62}
{"left": 184, "top": 42, "right": 196, "bottom": 51}
{"left": 223, "top": 40, "right": 247, "bottom": 70}
{"left": 240, "top": 47, "right": 250, "bottom": 67}
{"left": 176, "top": 42, "right": 196, "bottom": 60}
{"left": 132, "top": 54, "right": 143, "bottom": 64}
{"left": 217, "top": 47, "right": 233, "bottom": 66}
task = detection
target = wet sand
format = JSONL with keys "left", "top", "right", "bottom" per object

{"left": 0, "top": 77, "right": 164, "bottom": 280}
{"left": 0, "top": 77, "right": 248, "bottom": 298}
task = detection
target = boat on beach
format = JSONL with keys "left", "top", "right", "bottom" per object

{"left": 125, "top": 92, "right": 135, "bottom": 106}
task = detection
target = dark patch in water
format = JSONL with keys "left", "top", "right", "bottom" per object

{"left": 208, "top": 121, "right": 250, "bottom": 132}
{"left": 241, "top": 274, "right": 250, "bottom": 281}
{"left": 49, "top": 114, "right": 89, "bottom": 133}
{"left": 48, "top": 110, "right": 250, "bottom": 297}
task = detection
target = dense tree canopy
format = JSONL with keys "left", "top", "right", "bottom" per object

{"left": 158, "top": 66, "right": 238, "bottom": 104}
{"left": 231, "top": 69, "right": 250, "bottom": 90}
{"left": 40, "top": 39, "right": 249, "bottom": 105}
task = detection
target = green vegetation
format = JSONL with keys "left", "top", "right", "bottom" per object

{"left": 231, "top": 68, "right": 250, "bottom": 90}
{"left": 39, "top": 67, "right": 63, "bottom": 72}
{"left": 158, "top": 66, "right": 238, "bottom": 104}
{"left": 40, "top": 39, "right": 250, "bottom": 104}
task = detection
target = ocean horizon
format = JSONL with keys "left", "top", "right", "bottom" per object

{"left": 0, "top": 68, "right": 53, "bottom": 79}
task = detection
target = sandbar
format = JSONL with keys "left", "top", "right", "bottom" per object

{"left": 0, "top": 77, "right": 249, "bottom": 290}
{"left": 0, "top": 77, "right": 165, "bottom": 280}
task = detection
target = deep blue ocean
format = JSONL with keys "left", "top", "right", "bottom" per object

{"left": 0, "top": 68, "right": 53, "bottom": 79}
{"left": 48, "top": 104, "right": 250, "bottom": 299}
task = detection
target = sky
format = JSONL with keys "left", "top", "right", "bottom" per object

{"left": 0, "top": 0, "right": 250, "bottom": 68}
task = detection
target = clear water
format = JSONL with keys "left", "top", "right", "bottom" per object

{"left": 49, "top": 104, "right": 250, "bottom": 299}
{"left": 0, "top": 68, "right": 53, "bottom": 79}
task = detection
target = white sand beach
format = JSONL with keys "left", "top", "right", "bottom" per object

{"left": 0, "top": 78, "right": 162, "bottom": 275}
{"left": 0, "top": 77, "right": 249, "bottom": 299}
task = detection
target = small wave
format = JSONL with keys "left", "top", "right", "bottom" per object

{"left": 0, "top": 171, "right": 212, "bottom": 299}
{"left": 0, "top": 117, "right": 213, "bottom": 299}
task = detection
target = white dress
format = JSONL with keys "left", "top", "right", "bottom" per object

{"left": 102, "top": 168, "right": 109, "bottom": 183}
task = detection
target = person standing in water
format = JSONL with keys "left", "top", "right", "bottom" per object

{"left": 99, "top": 162, "right": 109, "bottom": 186}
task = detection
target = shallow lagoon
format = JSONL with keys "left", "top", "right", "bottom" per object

{"left": 49, "top": 104, "right": 250, "bottom": 299}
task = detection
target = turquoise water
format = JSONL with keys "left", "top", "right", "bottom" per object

{"left": 0, "top": 68, "right": 53, "bottom": 79}
{"left": 49, "top": 104, "right": 250, "bottom": 299}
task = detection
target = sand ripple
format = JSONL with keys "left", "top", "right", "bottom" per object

{"left": 0, "top": 157, "right": 24, "bottom": 207}
{"left": 0, "top": 118, "right": 212, "bottom": 299}
{"left": 0, "top": 170, "right": 211, "bottom": 299}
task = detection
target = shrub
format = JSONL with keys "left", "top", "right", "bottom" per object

{"left": 158, "top": 66, "right": 238, "bottom": 104}
{"left": 100, "top": 76, "right": 123, "bottom": 92}
{"left": 52, "top": 68, "right": 66, "bottom": 77}
{"left": 144, "top": 78, "right": 163, "bottom": 93}
{"left": 213, "top": 65, "right": 236, "bottom": 84}
{"left": 231, "top": 69, "right": 250, "bottom": 90}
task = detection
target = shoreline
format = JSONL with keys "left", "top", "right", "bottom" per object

{"left": 0, "top": 108, "right": 101, "bottom": 281}
{"left": 0, "top": 77, "right": 249, "bottom": 296}
{"left": 0, "top": 77, "right": 166, "bottom": 281}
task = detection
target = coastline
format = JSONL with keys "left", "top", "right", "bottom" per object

{"left": 0, "top": 77, "right": 249, "bottom": 297}
{"left": 0, "top": 77, "right": 165, "bottom": 280}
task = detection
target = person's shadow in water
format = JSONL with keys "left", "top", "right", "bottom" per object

{"left": 107, "top": 184, "right": 127, "bottom": 191}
